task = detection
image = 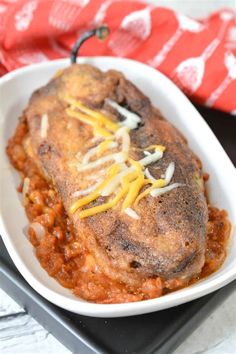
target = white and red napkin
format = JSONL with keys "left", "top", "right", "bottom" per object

{"left": 0, "top": 0, "right": 235, "bottom": 113}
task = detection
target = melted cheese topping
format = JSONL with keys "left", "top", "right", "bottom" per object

{"left": 65, "top": 97, "right": 182, "bottom": 218}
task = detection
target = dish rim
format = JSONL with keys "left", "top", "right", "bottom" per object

{"left": 0, "top": 57, "right": 235, "bottom": 317}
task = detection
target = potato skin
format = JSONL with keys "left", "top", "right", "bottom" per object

{"left": 25, "top": 64, "right": 208, "bottom": 285}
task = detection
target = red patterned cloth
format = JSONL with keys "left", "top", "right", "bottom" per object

{"left": 0, "top": 0, "right": 236, "bottom": 113}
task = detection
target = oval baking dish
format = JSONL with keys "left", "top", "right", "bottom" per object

{"left": 0, "top": 57, "right": 235, "bottom": 317}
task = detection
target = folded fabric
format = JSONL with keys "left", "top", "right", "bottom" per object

{"left": 0, "top": 0, "right": 235, "bottom": 113}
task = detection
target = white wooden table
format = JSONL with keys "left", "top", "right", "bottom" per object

{"left": 0, "top": 287, "right": 236, "bottom": 354}
{"left": 1, "top": 1, "right": 236, "bottom": 353}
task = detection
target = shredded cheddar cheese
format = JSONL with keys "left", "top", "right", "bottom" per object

{"left": 129, "top": 158, "right": 143, "bottom": 173}
{"left": 66, "top": 108, "right": 112, "bottom": 138}
{"left": 121, "top": 170, "right": 139, "bottom": 185}
{"left": 65, "top": 96, "right": 118, "bottom": 132}
{"left": 69, "top": 164, "right": 120, "bottom": 213}
{"left": 122, "top": 175, "right": 145, "bottom": 210}
{"left": 79, "top": 185, "right": 129, "bottom": 219}
{"left": 65, "top": 96, "right": 180, "bottom": 218}
{"left": 134, "top": 179, "right": 166, "bottom": 205}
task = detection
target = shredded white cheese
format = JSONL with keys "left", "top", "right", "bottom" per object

{"left": 106, "top": 99, "right": 141, "bottom": 130}
{"left": 150, "top": 183, "right": 183, "bottom": 197}
{"left": 109, "top": 141, "right": 119, "bottom": 149}
{"left": 144, "top": 167, "right": 155, "bottom": 181}
{"left": 115, "top": 126, "right": 130, "bottom": 152}
{"left": 100, "top": 176, "right": 122, "bottom": 196}
{"left": 85, "top": 168, "right": 108, "bottom": 181}
{"left": 124, "top": 208, "right": 140, "bottom": 220}
{"left": 82, "top": 146, "right": 101, "bottom": 165}
{"left": 165, "top": 162, "right": 175, "bottom": 184}
{"left": 82, "top": 141, "right": 118, "bottom": 165}
{"left": 101, "top": 165, "right": 133, "bottom": 196}
{"left": 139, "top": 150, "right": 163, "bottom": 167}
{"left": 72, "top": 180, "right": 102, "bottom": 198}
{"left": 114, "top": 152, "right": 127, "bottom": 163}
{"left": 40, "top": 114, "right": 49, "bottom": 138}
{"left": 78, "top": 152, "right": 127, "bottom": 171}
{"left": 66, "top": 98, "right": 186, "bottom": 217}
{"left": 143, "top": 150, "right": 151, "bottom": 156}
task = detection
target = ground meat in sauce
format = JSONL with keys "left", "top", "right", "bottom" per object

{"left": 6, "top": 118, "right": 231, "bottom": 304}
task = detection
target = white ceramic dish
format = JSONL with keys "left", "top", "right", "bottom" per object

{"left": 0, "top": 57, "right": 235, "bottom": 318}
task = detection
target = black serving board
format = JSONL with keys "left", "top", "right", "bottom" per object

{"left": 0, "top": 105, "right": 236, "bottom": 354}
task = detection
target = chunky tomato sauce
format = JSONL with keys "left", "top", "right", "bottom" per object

{"left": 7, "top": 118, "right": 231, "bottom": 304}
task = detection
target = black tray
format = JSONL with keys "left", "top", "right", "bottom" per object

{"left": 1, "top": 105, "right": 236, "bottom": 354}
